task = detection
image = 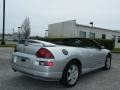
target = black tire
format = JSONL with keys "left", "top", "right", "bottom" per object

{"left": 60, "top": 61, "right": 80, "bottom": 87}
{"left": 104, "top": 55, "right": 111, "bottom": 70}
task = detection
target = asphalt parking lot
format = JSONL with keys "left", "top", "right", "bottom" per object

{"left": 0, "top": 47, "right": 120, "bottom": 90}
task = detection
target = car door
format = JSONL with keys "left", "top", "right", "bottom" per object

{"left": 73, "top": 39, "right": 99, "bottom": 69}
{"left": 84, "top": 40, "right": 105, "bottom": 68}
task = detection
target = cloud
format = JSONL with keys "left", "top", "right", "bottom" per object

{"left": 0, "top": 0, "right": 120, "bottom": 36}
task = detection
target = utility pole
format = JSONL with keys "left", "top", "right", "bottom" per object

{"left": 1, "top": 0, "right": 6, "bottom": 45}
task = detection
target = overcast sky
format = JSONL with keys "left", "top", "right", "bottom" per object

{"left": 0, "top": 0, "right": 120, "bottom": 36}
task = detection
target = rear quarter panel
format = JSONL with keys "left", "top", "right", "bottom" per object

{"left": 46, "top": 46, "right": 87, "bottom": 72}
{"left": 46, "top": 46, "right": 111, "bottom": 73}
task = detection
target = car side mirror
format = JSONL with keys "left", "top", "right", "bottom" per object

{"left": 100, "top": 46, "right": 105, "bottom": 49}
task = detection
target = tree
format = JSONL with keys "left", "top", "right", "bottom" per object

{"left": 22, "top": 17, "right": 31, "bottom": 39}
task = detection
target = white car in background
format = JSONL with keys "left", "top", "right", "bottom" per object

{"left": 11, "top": 38, "right": 111, "bottom": 87}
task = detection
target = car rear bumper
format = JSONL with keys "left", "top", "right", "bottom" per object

{"left": 11, "top": 63, "right": 62, "bottom": 81}
{"left": 11, "top": 52, "right": 65, "bottom": 81}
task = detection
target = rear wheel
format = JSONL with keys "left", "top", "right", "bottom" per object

{"left": 104, "top": 55, "right": 111, "bottom": 70}
{"left": 60, "top": 61, "right": 80, "bottom": 87}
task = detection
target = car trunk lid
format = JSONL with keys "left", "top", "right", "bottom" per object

{"left": 16, "top": 39, "right": 56, "bottom": 55}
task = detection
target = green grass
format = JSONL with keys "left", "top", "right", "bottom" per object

{"left": 112, "top": 48, "right": 120, "bottom": 53}
{"left": 0, "top": 44, "right": 16, "bottom": 47}
{"left": 0, "top": 39, "right": 14, "bottom": 41}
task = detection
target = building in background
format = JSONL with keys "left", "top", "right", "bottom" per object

{"left": 48, "top": 20, "right": 120, "bottom": 48}
{"left": 0, "top": 32, "right": 25, "bottom": 41}
{"left": 12, "top": 32, "right": 25, "bottom": 41}
{"left": 0, "top": 34, "right": 13, "bottom": 40}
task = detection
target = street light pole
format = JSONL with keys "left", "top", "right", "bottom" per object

{"left": 90, "top": 22, "right": 93, "bottom": 31}
{"left": 18, "top": 27, "right": 22, "bottom": 41}
{"left": 90, "top": 22, "right": 93, "bottom": 28}
{"left": 1, "top": 0, "right": 6, "bottom": 45}
{"left": 45, "top": 30, "right": 48, "bottom": 38}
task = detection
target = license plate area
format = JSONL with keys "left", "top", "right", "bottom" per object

{"left": 14, "top": 56, "right": 31, "bottom": 68}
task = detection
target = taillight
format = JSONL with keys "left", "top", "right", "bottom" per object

{"left": 14, "top": 46, "right": 17, "bottom": 52}
{"left": 39, "top": 61, "right": 54, "bottom": 66}
{"left": 36, "top": 48, "right": 54, "bottom": 59}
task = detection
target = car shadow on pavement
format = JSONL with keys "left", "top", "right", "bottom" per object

{"left": 3, "top": 68, "right": 112, "bottom": 90}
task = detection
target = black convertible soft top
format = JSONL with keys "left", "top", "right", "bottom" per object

{"left": 51, "top": 38, "right": 101, "bottom": 48}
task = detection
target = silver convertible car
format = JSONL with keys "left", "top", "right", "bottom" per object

{"left": 11, "top": 38, "right": 111, "bottom": 87}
